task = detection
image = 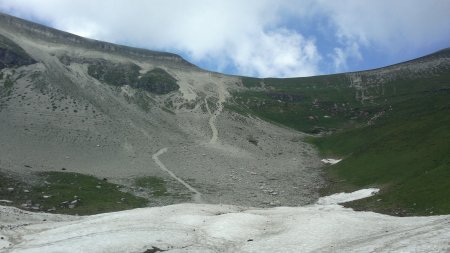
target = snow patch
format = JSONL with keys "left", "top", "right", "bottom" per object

{"left": 0, "top": 237, "right": 9, "bottom": 249}
{"left": 321, "top": 158, "right": 342, "bottom": 164}
{"left": 317, "top": 188, "right": 380, "bottom": 205}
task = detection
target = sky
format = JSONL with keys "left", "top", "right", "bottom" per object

{"left": 1, "top": 0, "right": 450, "bottom": 78}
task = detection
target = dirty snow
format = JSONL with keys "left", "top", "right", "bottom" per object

{"left": 321, "top": 158, "right": 342, "bottom": 164}
{"left": 317, "top": 188, "right": 380, "bottom": 205}
{"left": 1, "top": 189, "right": 449, "bottom": 253}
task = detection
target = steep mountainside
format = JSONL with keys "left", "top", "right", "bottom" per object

{"left": 230, "top": 47, "right": 450, "bottom": 215}
{"left": 0, "top": 13, "right": 323, "bottom": 213}
{"left": 0, "top": 12, "right": 449, "bottom": 216}
{"left": 1, "top": 11, "right": 449, "bottom": 253}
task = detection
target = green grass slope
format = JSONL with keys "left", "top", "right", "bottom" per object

{"left": 0, "top": 171, "right": 149, "bottom": 215}
{"left": 230, "top": 50, "right": 450, "bottom": 216}
{"left": 229, "top": 74, "right": 376, "bottom": 134}
{"left": 312, "top": 89, "right": 450, "bottom": 216}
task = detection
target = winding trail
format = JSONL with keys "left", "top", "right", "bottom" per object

{"left": 152, "top": 147, "right": 203, "bottom": 203}
{"left": 150, "top": 82, "right": 226, "bottom": 204}
{"left": 206, "top": 82, "right": 226, "bottom": 144}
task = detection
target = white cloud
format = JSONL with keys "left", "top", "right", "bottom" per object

{"left": 330, "top": 48, "right": 346, "bottom": 71}
{"left": 1, "top": 0, "right": 449, "bottom": 77}
{"left": 316, "top": 0, "right": 450, "bottom": 68}
{"left": 230, "top": 29, "right": 320, "bottom": 77}
{"left": 330, "top": 42, "right": 362, "bottom": 72}
{"left": 0, "top": 0, "right": 321, "bottom": 77}
{"left": 318, "top": 0, "right": 450, "bottom": 49}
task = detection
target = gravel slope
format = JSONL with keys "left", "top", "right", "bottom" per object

{"left": 0, "top": 14, "right": 323, "bottom": 208}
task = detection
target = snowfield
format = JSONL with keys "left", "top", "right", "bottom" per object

{"left": 1, "top": 189, "right": 449, "bottom": 253}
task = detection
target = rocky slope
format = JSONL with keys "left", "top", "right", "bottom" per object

{"left": 0, "top": 13, "right": 323, "bottom": 210}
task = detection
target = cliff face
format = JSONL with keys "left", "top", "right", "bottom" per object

{"left": 0, "top": 34, "right": 36, "bottom": 69}
{"left": 0, "top": 13, "right": 195, "bottom": 67}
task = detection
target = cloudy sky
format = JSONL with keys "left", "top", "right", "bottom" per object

{"left": 1, "top": 0, "right": 450, "bottom": 78}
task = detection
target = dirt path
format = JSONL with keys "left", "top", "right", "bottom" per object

{"left": 149, "top": 81, "right": 227, "bottom": 203}
{"left": 149, "top": 80, "right": 227, "bottom": 204}
{"left": 206, "top": 82, "right": 226, "bottom": 144}
{"left": 152, "top": 147, "right": 203, "bottom": 203}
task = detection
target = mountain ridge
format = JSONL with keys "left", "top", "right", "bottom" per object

{"left": 0, "top": 12, "right": 449, "bottom": 253}
{"left": 0, "top": 12, "right": 449, "bottom": 217}
{"left": 0, "top": 12, "right": 324, "bottom": 212}
{"left": 2, "top": 11, "right": 450, "bottom": 79}
{"left": 0, "top": 12, "right": 197, "bottom": 69}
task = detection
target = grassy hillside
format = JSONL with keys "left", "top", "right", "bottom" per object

{"left": 312, "top": 86, "right": 450, "bottom": 216}
{"left": 230, "top": 52, "right": 450, "bottom": 216}
{"left": 0, "top": 171, "right": 149, "bottom": 215}
{"left": 229, "top": 74, "right": 369, "bottom": 134}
